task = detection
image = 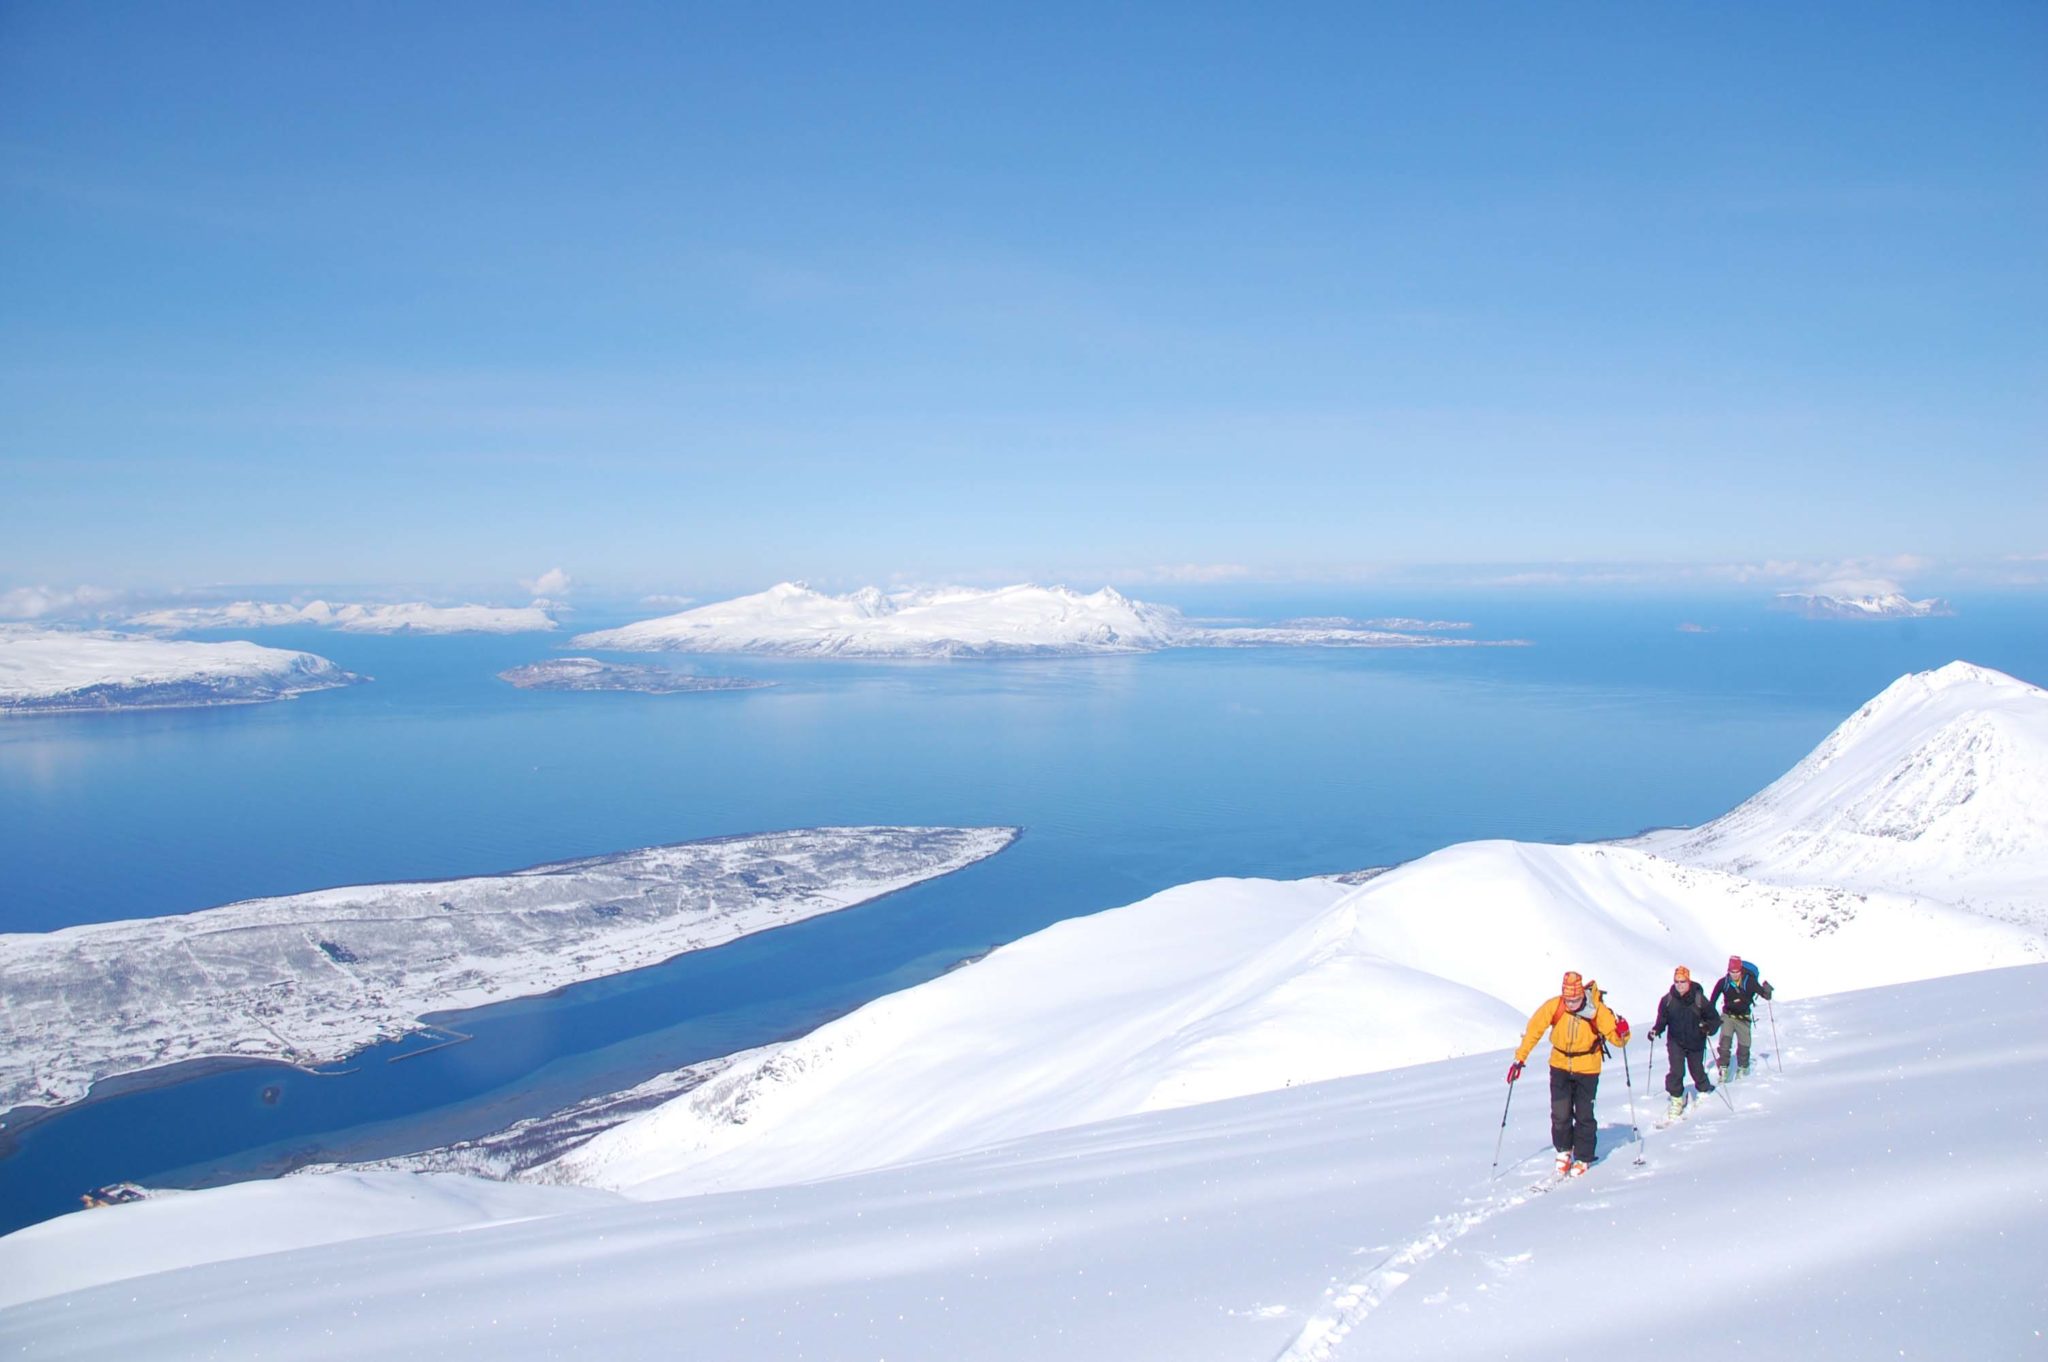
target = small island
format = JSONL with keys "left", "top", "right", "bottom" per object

{"left": 499, "top": 657, "right": 773, "bottom": 693}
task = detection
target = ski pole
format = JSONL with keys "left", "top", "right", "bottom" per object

{"left": 1619, "top": 1038, "right": 1646, "bottom": 1163}
{"left": 1491, "top": 1074, "right": 1518, "bottom": 1180}
{"left": 1767, "top": 996, "right": 1784, "bottom": 1073}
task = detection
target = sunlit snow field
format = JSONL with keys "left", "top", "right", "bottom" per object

{"left": 1, "top": 592, "right": 2042, "bottom": 1232}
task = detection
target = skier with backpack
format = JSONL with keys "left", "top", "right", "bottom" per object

{"left": 1647, "top": 965, "right": 1720, "bottom": 1119}
{"left": 1507, "top": 970, "right": 1631, "bottom": 1177}
{"left": 1711, "top": 955, "right": 1775, "bottom": 1078}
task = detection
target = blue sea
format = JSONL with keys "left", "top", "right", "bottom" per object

{"left": 1, "top": 592, "right": 2042, "bottom": 1233}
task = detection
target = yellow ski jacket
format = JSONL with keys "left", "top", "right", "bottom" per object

{"left": 1515, "top": 983, "right": 1627, "bottom": 1075}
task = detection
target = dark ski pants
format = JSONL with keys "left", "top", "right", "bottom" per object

{"left": 1548, "top": 1067, "right": 1599, "bottom": 1164}
{"left": 1665, "top": 1040, "right": 1712, "bottom": 1098}
{"left": 1716, "top": 1015, "right": 1754, "bottom": 1070}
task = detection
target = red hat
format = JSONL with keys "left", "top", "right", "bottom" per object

{"left": 1728, "top": 955, "right": 1743, "bottom": 974}
{"left": 1674, "top": 965, "right": 1691, "bottom": 983}
{"left": 1561, "top": 971, "right": 1585, "bottom": 1001}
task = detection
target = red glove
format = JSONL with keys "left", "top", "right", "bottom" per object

{"left": 1506, "top": 1060, "right": 1524, "bottom": 1083}
{"left": 1613, "top": 1015, "right": 1631, "bottom": 1041}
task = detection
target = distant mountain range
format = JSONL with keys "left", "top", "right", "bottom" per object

{"left": 1774, "top": 589, "right": 1954, "bottom": 619}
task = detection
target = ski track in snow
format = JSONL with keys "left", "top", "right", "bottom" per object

{"left": 1273, "top": 1028, "right": 1802, "bottom": 1362}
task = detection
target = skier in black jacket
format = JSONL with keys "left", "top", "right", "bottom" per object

{"left": 1648, "top": 965, "right": 1720, "bottom": 1118}
{"left": 1711, "top": 955, "right": 1775, "bottom": 1078}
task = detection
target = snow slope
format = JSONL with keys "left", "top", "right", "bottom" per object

{"left": 0, "top": 627, "right": 358, "bottom": 712}
{"left": 129, "top": 600, "right": 557, "bottom": 634}
{"left": 4, "top": 966, "right": 2043, "bottom": 1360}
{"left": 570, "top": 582, "right": 1514, "bottom": 656}
{"left": 0, "top": 1173, "right": 622, "bottom": 1312}
{"left": 1635, "top": 661, "right": 2048, "bottom": 923}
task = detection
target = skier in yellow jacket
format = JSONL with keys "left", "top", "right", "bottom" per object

{"left": 1507, "top": 970, "right": 1631, "bottom": 1177}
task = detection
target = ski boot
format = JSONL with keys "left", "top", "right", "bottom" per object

{"left": 1554, "top": 1151, "right": 1574, "bottom": 1178}
{"left": 1667, "top": 1093, "right": 1686, "bottom": 1119}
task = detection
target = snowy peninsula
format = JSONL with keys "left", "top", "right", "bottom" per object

{"left": 0, "top": 826, "right": 1017, "bottom": 1118}
{"left": 571, "top": 582, "right": 1516, "bottom": 657}
{"left": 498, "top": 658, "right": 773, "bottom": 694}
{"left": 129, "top": 599, "right": 558, "bottom": 634}
{"left": 0, "top": 627, "right": 360, "bottom": 714}
{"left": 1775, "top": 589, "right": 1954, "bottom": 619}
{"left": 4, "top": 664, "right": 2045, "bottom": 1359}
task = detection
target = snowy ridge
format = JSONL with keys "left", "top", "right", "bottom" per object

{"left": 571, "top": 582, "right": 1514, "bottom": 656}
{"left": 549, "top": 837, "right": 2036, "bottom": 1199}
{"left": 1635, "top": 661, "right": 2048, "bottom": 922}
{"left": 0, "top": 627, "right": 359, "bottom": 712}
{"left": 129, "top": 600, "right": 557, "bottom": 634}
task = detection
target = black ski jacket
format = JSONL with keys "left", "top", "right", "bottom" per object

{"left": 1651, "top": 985, "right": 1720, "bottom": 1050}
{"left": 1711, "top": 972, "right": 1774, "bottom": 1019}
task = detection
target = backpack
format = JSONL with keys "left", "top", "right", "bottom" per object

{"left": 1695, "top": 986, "right": 1722, "bottom": 1036}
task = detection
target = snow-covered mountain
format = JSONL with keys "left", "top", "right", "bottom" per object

{"left": 1635, "top": 661, "right": 2048, "bottom": 924}
{"left": 1774, "top": 589, "right": 1954, "bottom": 619}
{"left": 0, "top": 627, "right": 359, "bottom": 713}
{"left": 573, "top": 582, "right": 1185, "bottom": 656}
{"left": 129, "top": 600, "right": 557, "bottom": 634}
{"left": 570, "top": 582, "right": 1514, "bottom": 656}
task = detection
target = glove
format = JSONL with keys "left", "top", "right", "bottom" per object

{"left": 1613, "top": 1016, "right": 1631, "bottom": 1041}
{"left": 1506, "top": 1061, "right": 1524, "bottom": 1083}
{"left": 1648, "top": 1028, "right": 1663, "bottom": 1041}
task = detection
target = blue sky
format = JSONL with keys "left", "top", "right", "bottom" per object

{"left": 2, "top": 2, "right": 2043, "bottom": 603}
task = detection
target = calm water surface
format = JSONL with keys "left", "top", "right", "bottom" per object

{"left": 1, "top": 594, "right": 2041, "bottom": 1232}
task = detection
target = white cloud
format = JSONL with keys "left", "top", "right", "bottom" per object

{"left": 639, "top": 594, "right": 696, "bottom": 610}
{"left": 1804, "top": 577, "right": 1904, "bottom": 598}
{"left": 0, "top": 584, "right": 122, "bottom": 621}
{"left": 522, "top": 567, "right": 573, "bottom": 604}
{"left": 1120, "top": 563, "right": 1257, "bottom": 585}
